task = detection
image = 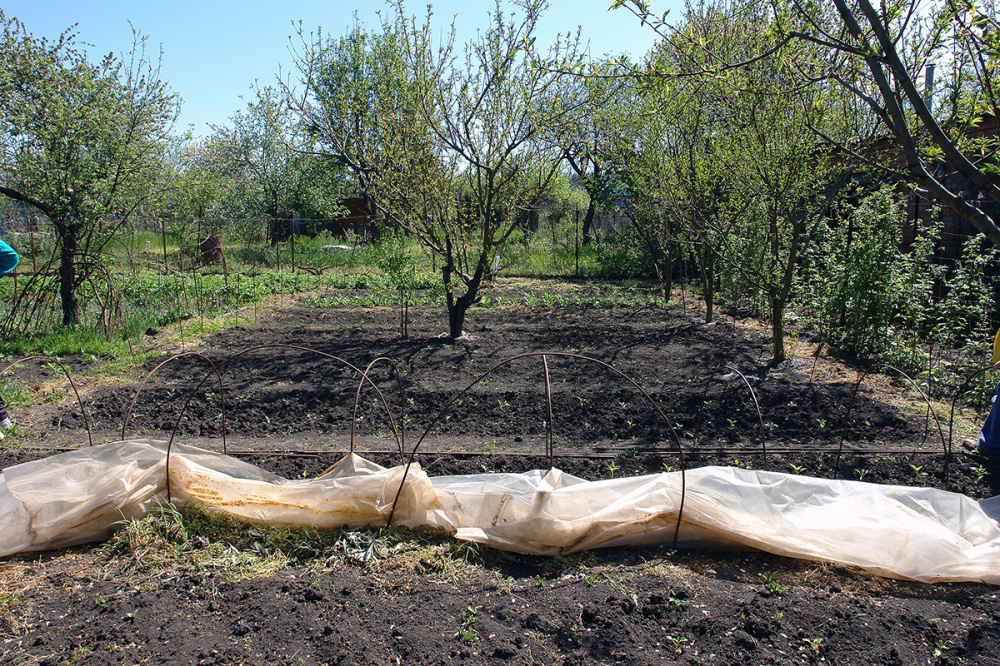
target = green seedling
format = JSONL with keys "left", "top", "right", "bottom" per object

{"left": 665, "top": 634, "right": 688, "bottom": 654}
{"left": 803, "top": 637, "right": 823, "bottom": 651}
{"left": 760, "top": 571, "right": 786, "bottom": 595}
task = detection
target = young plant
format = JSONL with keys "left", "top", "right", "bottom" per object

{"left": 760, "top": 571, "right": 786, "bottom": 595}
{"left": 803, "top": 637, "right": 823, "bottom": 652}
{"left": 665, "top": 633, "right": 688, "bottom": 655}
{"left": 456, "top": 604, "right": 479, "bottom": 642}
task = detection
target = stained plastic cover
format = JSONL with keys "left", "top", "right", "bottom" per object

{"left": 1, "top": 440, "right": 998, "bottom": 584}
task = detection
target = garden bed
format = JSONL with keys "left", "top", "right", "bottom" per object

{"left": 2, "top": 295, "right": 999, "bottom": 664}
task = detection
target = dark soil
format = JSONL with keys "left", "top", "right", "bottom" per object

{"left": 3, "top": 296, "right": 1000, "bottom": 664}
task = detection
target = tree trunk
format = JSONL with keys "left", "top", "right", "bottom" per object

{"left": 771, "top": 215, "right": 806, "bottom": 364}
{"left": 399, "top": 288, "right": 409, "bottom": 339}
{"left": 581, "top": 199, "right": 596, "bottom": 245}
{"left": 698, "top": 244, "right": 715, "bottom": 323}
{"left": 771, "top": 293, "right": 785, "bottom": 363}
{"left": 58, "top": 229, "right": 80, "bottom": 327}
{"left": 442, "top": 236, "right": 471, "bottom": 339}
{"left": 653, "top": 247, "right": 672, "bottom": 301}
{"left": 442, "top": 235, "right": 487, "bottom": 340}
{"left": 448, "top": 293, "right": 473, "bottom": 339}
{"left": 838, "top": 210, "right": 855, "bottom": 330}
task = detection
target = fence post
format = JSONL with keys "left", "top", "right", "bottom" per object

{"left": 161, "top": 216, "right": 168, "bottom": 275}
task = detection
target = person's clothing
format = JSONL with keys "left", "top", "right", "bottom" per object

{"left": 0, "top": 238, "right": 18, "bottom": 277}
{"left": 1, "top": 238, "right": 17, "bottom": 433}
{"left": 977, "top": 381, "right": 1000, "bottom": 459}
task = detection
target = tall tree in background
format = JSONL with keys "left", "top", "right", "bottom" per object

{"left": 618, "top": 0, "right": 1000, "bottom": 247}
{"left": 620, "top": 64, "right": 717, "bottom": 315}
{"left": 285, "top": 22, "right": 416, "bottom": 202}
{"left": 786, "top": 0, "right": 1000, "bottom": 247}
{"left": 396, "top": 0, "right": 584, "bottom": 337}
{"left": 160, "top": 136, "right": 230, "bottom": 225}
{"left": 211, "top": 88, "right": 348, "bottom": 237}
{"left": 288, "top": 1, "right": 583, "bottom": 337}
{"left": 613, "top": 0, "right": 841, "bottom": 361}
{"left": 0, "top": 12, "right": 179, "bottom": 326}
{"left": 555, "top": 72, "right": 627, "bottom": 245}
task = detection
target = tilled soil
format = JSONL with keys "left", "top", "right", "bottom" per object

{"left": 3, "top": 297, "right": 1000, "bottom": 664}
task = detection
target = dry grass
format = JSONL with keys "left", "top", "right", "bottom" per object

{"left": 0, "top": 562, "right": 48, "bottom": 636}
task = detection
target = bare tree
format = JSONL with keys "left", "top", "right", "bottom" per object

{"left": 285, "top": 1, "right": 583, "bottom": 338}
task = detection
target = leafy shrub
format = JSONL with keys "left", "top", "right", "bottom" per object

{"left": 796, "top": 187, "right": 1000, "bottom": 401}
{"left": 591, "top": 226, "right": 655, "bottom": 278}
{"left": 797, "top": 187, "right": 912, "bottom": 355}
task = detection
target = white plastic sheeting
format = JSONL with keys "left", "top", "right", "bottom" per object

{"left": 1, "top": 440, "right": 999, "bottom": 584}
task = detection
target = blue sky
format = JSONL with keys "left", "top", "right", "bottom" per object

{"left": 4, "top": 1, "right": 680, "bottom": 137}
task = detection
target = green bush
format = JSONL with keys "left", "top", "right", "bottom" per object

{"left": 797, "top": 188, "right": 910, "bottom": 355}
{"left": 590, "top": 226, "right": 655, "bottom": 279}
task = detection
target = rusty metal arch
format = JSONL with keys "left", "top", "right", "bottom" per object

{"left": 1, "top": 355, "right": 94, "bottom": 447}
{"left": 840, "top": 363, "right": 947, "bottom": 473}
{"left": 351, "top": 356, "right": 407, "bottom": 462}
{"left": 121, "top": 352, "right": 227, "bottom": 450}
{"left": 693, "top": 365, "right": 767, "bottom": 467}
{"left": 164, "top": 344, "right": 404, "bottom": 503}
{"left": 386, "top": 352, "right": 688, "bottom": 549}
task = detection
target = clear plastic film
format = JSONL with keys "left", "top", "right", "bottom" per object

{"left": 1, "top": 440, "right": 998, "bottom": 584}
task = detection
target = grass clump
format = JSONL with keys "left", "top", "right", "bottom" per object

{"left": 99, "top": 502, "right": 489, "bottom": 582}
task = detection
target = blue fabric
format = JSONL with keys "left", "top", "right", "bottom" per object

{"left": 0, "top": 239, "right": 18, "bottom": 277}
{"left": 0, "top": 239, "right": 17, "bottom": 425}
{"left": 978, "top": 381, "right": 1000, "bottom": 459}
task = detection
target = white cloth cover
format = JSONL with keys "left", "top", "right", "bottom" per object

{"left": 1, "top": 440, "right": 998, "bottom": 584}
